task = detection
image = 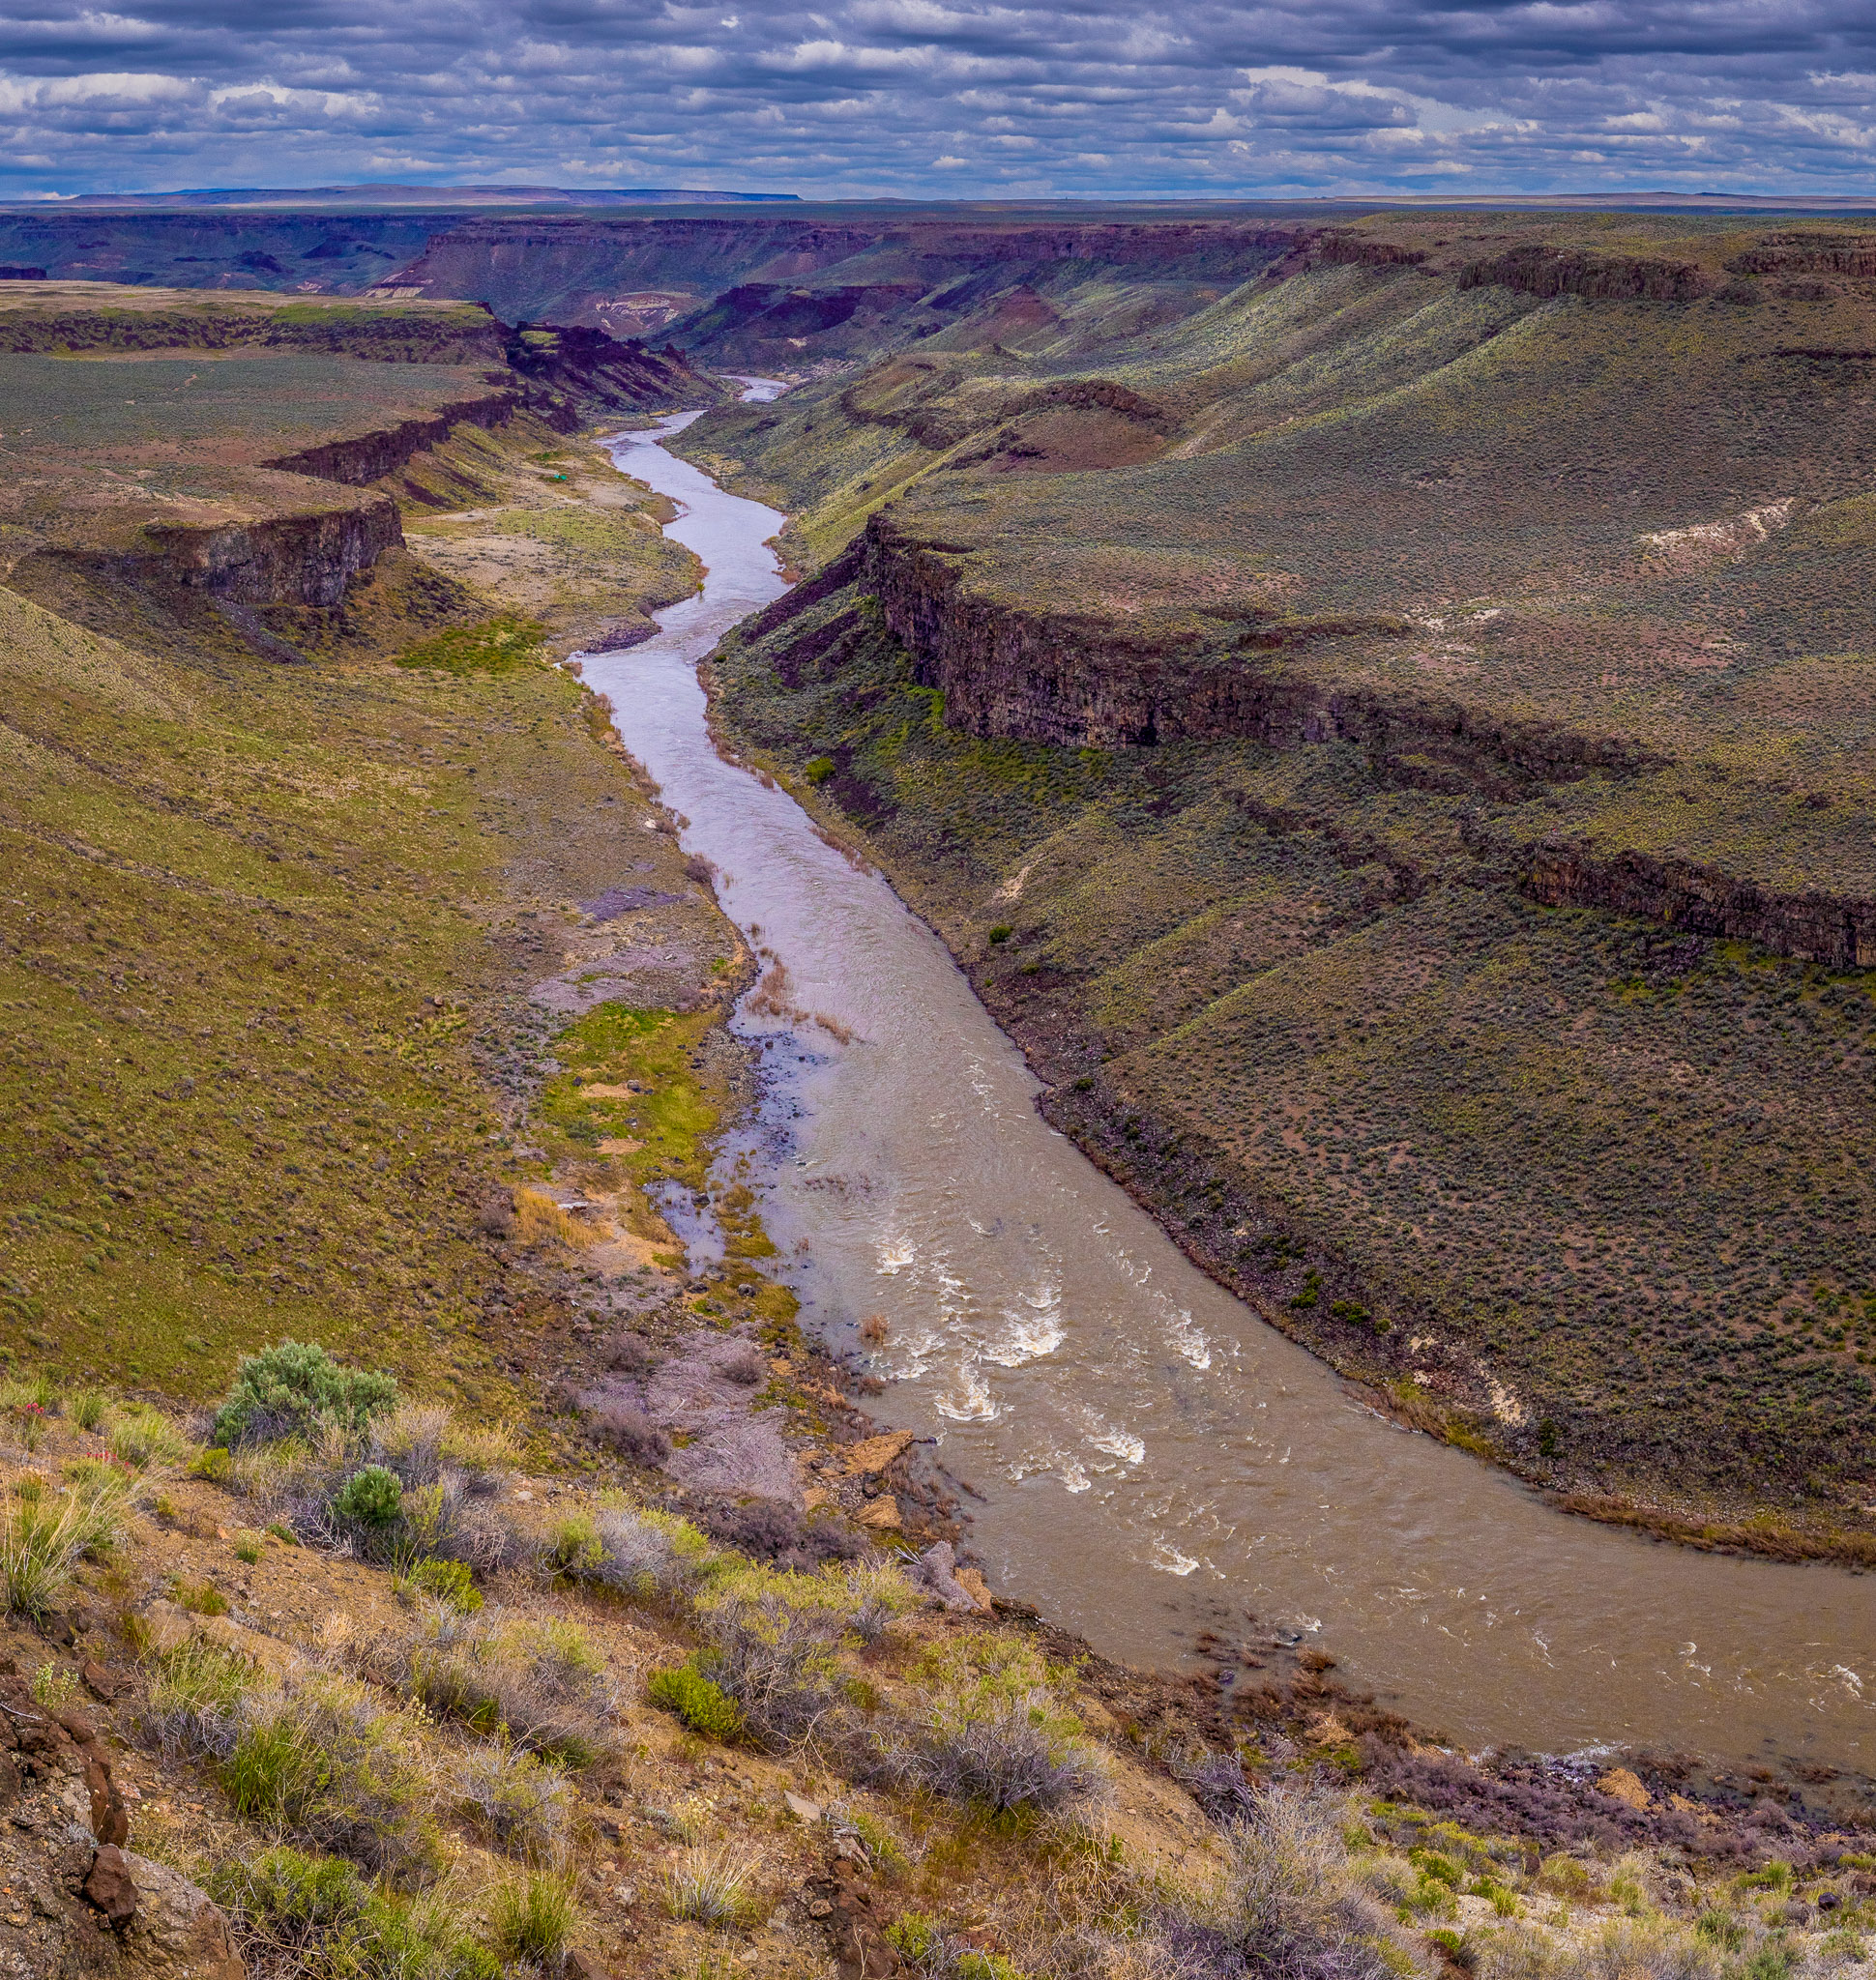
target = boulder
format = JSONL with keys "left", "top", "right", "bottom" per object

{"left": 138, "top": 1599, "right": 301, "bottom": 1682}
{"left": 83, "top": 1844, "right": 137, "bottom": 1929}
{"left": 911, "top": 1542, "right": 977, "bottom": 1613}
{"left": 954, "top": 1567, "right": 995, "bottom": 1613}
{"left": 120, "top": 1851, "right": 246, "bottom": 1979}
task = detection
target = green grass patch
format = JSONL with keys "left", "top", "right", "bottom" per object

{"left": 392, "top": 616, "right": 545, "bottom": 676}
{"left": 537, "top": 1004, "right": 722, "bottom": 1188}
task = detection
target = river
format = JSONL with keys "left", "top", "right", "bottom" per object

{"left": 576, "top": 395, "right": 1876, "bottom": 1774}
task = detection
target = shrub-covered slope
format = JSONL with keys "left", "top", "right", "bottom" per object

{"left": 688, "top": 214, "right": 1876, "bottom": 1543}
{"left": 0, "top": 1345, "right": 1861, "bottom": 1978}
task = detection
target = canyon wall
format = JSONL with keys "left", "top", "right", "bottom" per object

{"left": 0, "top": 300, "right": 505, "bottom": 364}
{"left": 260, "top": 387, "right": 516, "bottom": 485}
{"left": 859, "top": 516, "right": 1665, "bottom": 777}
{"left": 854, "top": 515, "right": 1876, "bottom": 970}
{"left": 142, "top": 489, "right": 405, "bottom": 607}
{"left": 1517, "top": 840, "right": 1876, "bottom": 970}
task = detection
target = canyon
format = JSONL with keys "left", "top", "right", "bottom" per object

{"left": 1, "top": 212, "right": 1875, "bottom": 1976}
{"left": 654, "top": 207, "right": 1876, "bottom": 1547}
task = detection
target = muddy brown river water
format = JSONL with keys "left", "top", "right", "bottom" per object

{"left": 578, "top": 396, "right": 1875, "bottom": 1774}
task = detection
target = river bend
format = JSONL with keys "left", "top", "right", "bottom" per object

{"left": 575, "top": 398, "right": 1876, "bottom": 1772}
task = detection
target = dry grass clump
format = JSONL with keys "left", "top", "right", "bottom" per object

{"left": 454, "top": 1738, "right": 576, "bottom": 1865}
{"left": 545, "top": 1497, "right": 711, "bottom": 1597}
{"left": 872, "top": 1632, "right": 1108, "bottom": 1817}
{"left": 141, "top": 1638, "right": 255, "bottom": 1757}
{"left": 1191, "top": 1785, "right": 1409, "bottom": 1980}
{"left": 398, "top": 1606, "right": 618, "bottom": 1768}
{"left": 513, "top": 1186, "right": 598, "bottom": 1251}
{"left": 1, "top": 1463, "right": 139, "bottom": 1616}
{"left": 223, "top": 1674, "right": 442, "bottom": 1883}
{"left": 486, "top": 1869, "right": 577, "bottom": 1967}
{"left": 663, "top": 1845, "right": 758, "bottom": 1928}
{"left": 585, "top": 1402, "right": 672, "bottom": 1465}
{"left": 104, "top": 1401, "right": 190, "bottom": 1470}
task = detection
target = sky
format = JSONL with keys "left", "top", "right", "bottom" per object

{"left": 0, "top": 0, "right": 1873, "bottom": 200}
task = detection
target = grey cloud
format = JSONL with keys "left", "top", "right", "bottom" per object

{"left": 0, "top": 0, "right": 1870, "bottom": 195}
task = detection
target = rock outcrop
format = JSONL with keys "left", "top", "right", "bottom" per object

{"left": 0, "top": 297, "right": 503, "bottom": 364}
{"left": 258, "top": 387, "right": 516, "bottom": 485}
{"left": 1517, "top": 838, "right": 1876, "bottom": 970}
{"left": 143, "top": 486, "right": 404, "bottom": 607}
{"left": 499, "top": 322, "right": 728, "bottom": 428}
{"left": 1457, "top": 243, "right": 1714, "bottom": 301}
{"left": 857, "top": 515, "right": 1665, "bottom": 780}
{"left": 0, "top": 1668, "right": 242, "bottom": 1979}
{"left": 777, "top": 525, "right": 1876, "bottom": 975}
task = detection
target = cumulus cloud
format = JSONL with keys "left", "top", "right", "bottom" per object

{"left": 0, "top": 0, "right": 1869, "bottom": 194}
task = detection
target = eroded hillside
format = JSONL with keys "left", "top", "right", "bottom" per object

{"left": 681, "top": 213, "right": 1876, "bottom": 1546}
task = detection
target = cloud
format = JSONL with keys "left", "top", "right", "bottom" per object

{"left": 0, "top": 0, "right": 1868, "bottom": 195}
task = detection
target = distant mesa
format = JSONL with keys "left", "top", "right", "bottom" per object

{"left": 0, "top": 183, "right": 801, "bottom": 211}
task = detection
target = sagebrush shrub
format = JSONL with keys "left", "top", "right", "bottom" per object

{"left": 211, "top": 1845, "right": 500, "bottom": 1980}
{"left": 333, "top": 1465, "right": 404, "bottom": 1528}
{"left": 221, "top": 1675, "right": 440, "bottom": 1882}
{"left": 455, "top": 1739, "right": 575, "bottom": 1864}
{"left": 401, "top": 1557, "right": 482, "bottom": 1614}
{"left": 586, "top": 1402, "right": 670, "bottom": 1465}
{"left": 404, "top": 1609, "right": 616, "bottom": 1767}
{"left": 876, "top": 1635, "right": 1106, "bottom": 1815}
{"left": 213, "top": 1341, "right": 399, "bottom": 1448}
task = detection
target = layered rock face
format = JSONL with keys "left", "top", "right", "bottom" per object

{"left": 0, "top": 288, "right": 530, "bottom": 614}
{"left": 258, "top": 386, "right": 516, "bottom": 484}
{"left": 856, "top": 519, "right": 1876, "bottom": 969}
{"left": 381, "top": 211, "right": 1309, "bottom": 351}
{"left": 498, "top": 321, "right": 730, "bottom": 428}
{"left": 1519, "top": 842, "right": 1876, "bottom": 971}
{"left": 860, "top": 517, "right": 1666, "bottom": 776}
{"left": 144, "top": 486, "right": 405, "bottom": 607}
{"left": 0, "top": 286, "right": 504, "bottom": 363}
